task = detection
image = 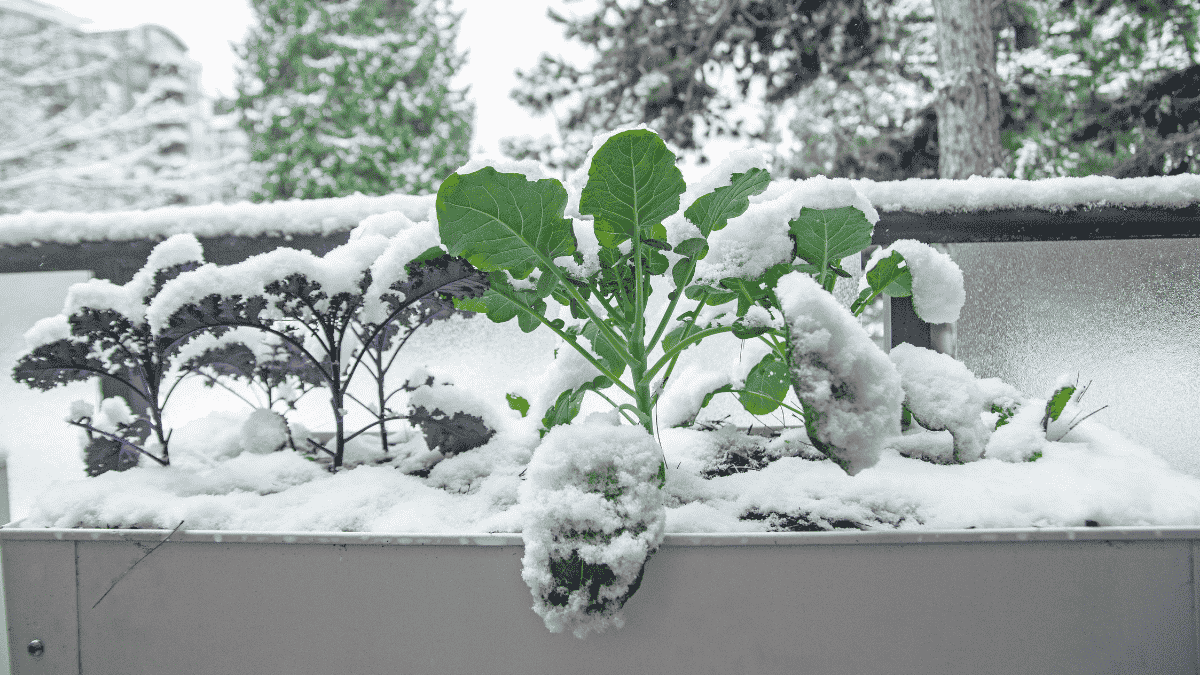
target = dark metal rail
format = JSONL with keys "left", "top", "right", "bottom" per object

{"left": 1, "top": 205, "right": 1196, "bottom": 413}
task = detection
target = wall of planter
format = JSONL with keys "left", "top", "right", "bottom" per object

{"left": 3, "top": 526, "right": 1196, "bottom": 675}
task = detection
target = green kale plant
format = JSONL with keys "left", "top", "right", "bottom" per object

{"left": 154, "top": 246, "right": 489, "bottom": 471}
{"left": 12, "top": 236, "right": 206, "bottom": 474}
{"left": 437, "top": 128, "right": 928, "bottom": 477}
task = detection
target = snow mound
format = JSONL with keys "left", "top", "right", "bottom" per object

{"left": 890, "top": 343, "right": 991, "bottom": 463}
{"left": 519, "top": 412, "right": 666, "bottom": 638}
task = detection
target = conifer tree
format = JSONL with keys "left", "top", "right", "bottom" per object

{"left": 234, "top": 0, "right": 473, "bottom": 200}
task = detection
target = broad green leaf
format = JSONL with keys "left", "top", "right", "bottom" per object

{"left": 477, "top": 289, "right": 521, "bottom": 323}
{"left": 436, "top": 167, "right": 576, "bottom": 279}
{"left": 673, "top": 237, "right": 709, "bottom": 260}
{"left": 684, "top": 283, "right": 737, "bottom": 305}
{"left": 518, "top": 298, "right": 547, "bottom": 333}
{"left": 730, "top": 322, "right": 772, "bottom": 340}
{"left": 699, "top": 383, "right": 735, "bottom": 410}
{"left": 671, "top": 259, "right": 693, "bottom": 289}
{"left": 506, "top": 393, "right": 529, "bottom": 417}
{"left": 452, "top": 296, "right": 488, "bottom": 313}
{"left": 849, "top": 288, "right": 876, "bottom": 316}
{"left": 645, "top": 249, "right": 669, "bottom": 275}
{"left": 737, "top": 353, "right": 790, "bottom": 415}
{"left": 409, "top": 245, "right": 448, "bottom": 267}
{"left": 535, "top": 271, "right": 558, "bottom": 298}
{"left": 662, "top": 324, "right": 696, "bottom": 354}
{"left": 579, "top": 130, "right": 686, "bottom": 248}
{"left": 540, "top": 387, "right": 587, "bottom": 437}
{"left": 788, "top": 207, "right": 873, "bottom": 284}
{"left": 684, "top": 168, "right": 771, "bottom": 237}
{"left": 865, "top": 251, "right": 912, "bottom": 297}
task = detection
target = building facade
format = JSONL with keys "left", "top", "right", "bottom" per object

{"left": 0, "top": 0, "right": 249, "bottom": 212}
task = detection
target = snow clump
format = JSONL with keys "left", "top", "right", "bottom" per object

{"left": 864, "top": 239, "right": 965, "bottom": 324}
{"left": 889, "top": 343, "right": 992, "bottom": 463}
{"left": 519, "top": 411, "right": 666, "bottom": 638}
{"left": 239, "top": 408, "right": 290, "bottom": 455}
{"left": 777, "top": 272, "right": 903, "bottom": 475}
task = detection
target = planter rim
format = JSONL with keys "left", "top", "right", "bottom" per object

{"left": 2, "top": 525, "right": 1198, "bottom": 546}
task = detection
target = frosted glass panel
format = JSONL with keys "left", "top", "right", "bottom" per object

{"left": 949, "top": 239, "right": 1200, "bottom": 477}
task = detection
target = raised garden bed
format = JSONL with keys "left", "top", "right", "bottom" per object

{"left": 3, "top": 526, "right": 1196, "bottom": 675}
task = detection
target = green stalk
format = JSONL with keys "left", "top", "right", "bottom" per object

{"left": 491, "top": 283, "right": 638, "bottom": 401}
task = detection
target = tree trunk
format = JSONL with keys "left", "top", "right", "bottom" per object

{"left": 931, "top": 0, "right": 1005, "bottom": 180}
{"left": 924, "top": 0, "right": 1004, "bottom": 358}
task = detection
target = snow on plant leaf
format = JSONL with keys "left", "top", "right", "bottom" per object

{"left": 436, "top": 167, "right": 576, "bottom": 279}
{"left": 889, "top": 343, "right": 991, "bottom": 463}
{"left": 776, "top": 272, "right": 903, "bottom": 475}
{"left": 578, "top": 129, "right": 686, "bottom": 248}
{"left": 683, "top": 168, "right": 771, "bottom": 237}
{"left": 788, "top": 206, "right": 873, "bottom": 292}
{"left": 866, "top": 240, "right": 964, "bottom": 324}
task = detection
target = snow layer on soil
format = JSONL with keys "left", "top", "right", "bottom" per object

{"left": 13, "top": 395, "right": 1200, "bottom": 532}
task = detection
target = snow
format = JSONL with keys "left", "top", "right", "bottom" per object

{"left": 14, "top": 394, "right": 1200, "bottom": 533}
{"left": 146, "top": 235, "right": 393, "bottom": 329}
{"left": 519, "top": 411, "right": 666, "bottom": 638}
{"left": 864, "top": 239, "right": 965, "bottom": 324}
{"left": 7, "top": 131, "right": 1200, "bottom": 544}
{"left": 776, "top": 272, "right": 904, "bottom": 475}
{"left": 238, "top": 409, "right": 289, "bottom": 455}
{"left": 2, "top": 166, "right": 1199, "bottom": 249}
{"left": 0, "top": 193, "right": 434, "bottom": 246}
{"left": 889, "top": 343, "right": 995, "bottom": 463}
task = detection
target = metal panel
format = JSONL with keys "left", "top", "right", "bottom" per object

{"left": 2, "top": 540, "right": 77, "bottom": 675}
{"left": 20, "top": 534, "right": 1185, "bottom": 675}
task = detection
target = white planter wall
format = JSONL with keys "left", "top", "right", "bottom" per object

{"left": 2, "top": 527, "right": 1197, "bottom": 675}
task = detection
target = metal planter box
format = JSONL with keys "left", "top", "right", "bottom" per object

{"left": 2, "top": 527, "right": 1197, "bottom": 675}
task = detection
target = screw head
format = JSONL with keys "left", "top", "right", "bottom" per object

{"left": 27, "top": 639, "right": 44, "bottom": 657}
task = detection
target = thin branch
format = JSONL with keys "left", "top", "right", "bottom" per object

{"left": 66, "top": 419, "right": 168, "bottom": 466}
{"left": 91, "top": 521, "right": 184, "bottom": 610}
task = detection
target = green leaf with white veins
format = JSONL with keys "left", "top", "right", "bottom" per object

{"left": 436, "top": 167, "right": 576, "bottom": 279}
{"left": 788, "top": 206, "right": 873, "bottom": 290}
{"left": 579, "top": 130, "right": 686, "bottom": 248}
{"left": 684, "top": 168, "right": 771, "bottom": 237}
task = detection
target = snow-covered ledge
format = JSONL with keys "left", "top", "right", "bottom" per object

{"left": 0, "top": 174, "right": 1197, "bottom": 248}
{"left": 3, "top": 526, "right": 1196, "bottom": 674}
{"left": 0, "top": 192, "right": 435, "bottom": 246}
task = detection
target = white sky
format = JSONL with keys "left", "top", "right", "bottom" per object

{"left": 44, "top": 0, "right": 590, "bottom": 156}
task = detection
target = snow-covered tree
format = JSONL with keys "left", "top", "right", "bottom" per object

{"left": 508, "top": 0, "right": 882, "bottom": 172}
{"left": 0, "top": 3, "right": 248, "bottom": 212}
{"left": 508, "top": 0, "right": 1200, "bottom": 181}
{"left": 234, "top": 0, "right": 473, "bottom": 201}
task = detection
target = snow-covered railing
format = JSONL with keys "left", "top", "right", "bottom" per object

{"left": 0, "top": 192, "right": 435, "bottom": 282}
{"left": 0, "top": 174, "right": 1197, "bottom": 353}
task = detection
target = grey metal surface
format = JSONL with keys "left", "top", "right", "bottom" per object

{"left": 2, "top": 529, "right": 1195, "bottom": 675}
{"left": 3, "top": 540, "right": 76, "bottom": 675}
{"left": 5, "top": 525, "right": 1200, "bottom": 546}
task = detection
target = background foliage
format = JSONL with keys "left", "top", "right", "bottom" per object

{"left": 505, "top": 0, "right": 1200, "bottom": 181}
{"left": 234, "top": 0, "right": 474, "bottom": 200}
